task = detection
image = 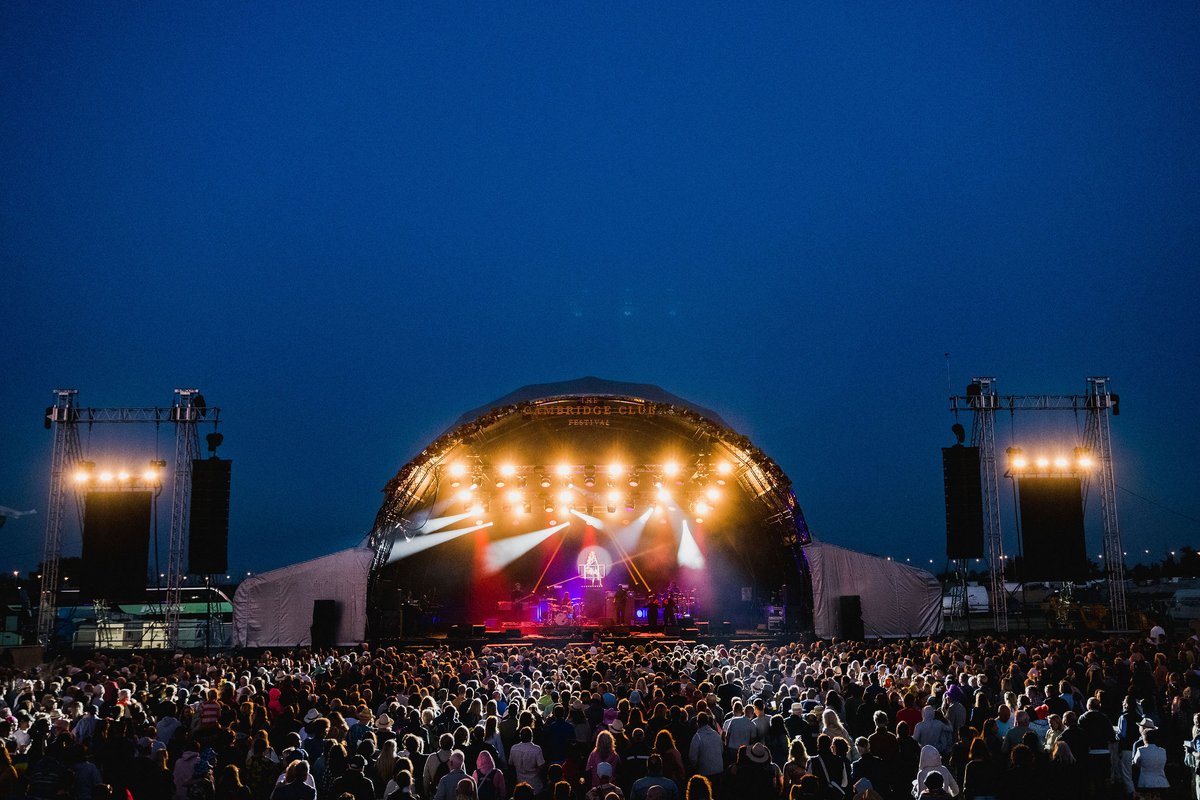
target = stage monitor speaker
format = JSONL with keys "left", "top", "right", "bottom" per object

{"left": 1018, "top": 477, "right": 1088, "bottom": 582}
{"left": 81, "top": 490, "right": 152, "bottom": 598}
{"left": 311, "top": 600, "right": 339, "bottom": 648}
{"left": 942, "top": 446, "right": 984, "bottom": 559}
{"left": 584, "top": 586, "right": 605, "bottom": 618}
{"left": 189, "top": 458, "right": 232, "bottom": 574}
{"left": 472, "top": 624, "right": 486, "bottom": 637}
{"left": 695, "top": 621, "right": 710, "bottom": 635}
{"left": 838, "top": 595, "right": 864, "bottom": 641}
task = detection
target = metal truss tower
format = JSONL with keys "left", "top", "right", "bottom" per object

{"left": 36, "top": 389, "right": 219, "bottom": 650}
{"left": 968, "top": 378, "right": 1008, "bottom": 632}
{"left": 1084, "top": 377, "right": 1126, "bottom": 630}
{"left": 165, "top": 390, "right": 202, "bottom": 647}
{"left": 37, "top": 391, "right": 83, "bottom": 646}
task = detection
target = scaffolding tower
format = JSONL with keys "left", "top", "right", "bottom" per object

{"left": 950, "top": 376, "right": 1127, "bottom": 632}
{"left": 37, "top": 389, "right": 220, "bottom": 649}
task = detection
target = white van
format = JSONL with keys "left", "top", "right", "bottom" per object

{"left": 1168, "top": 589, "right": 1200, "bottom": 623}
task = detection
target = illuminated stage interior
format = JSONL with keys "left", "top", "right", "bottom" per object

{"left": 366, "top": 381, "right": 811, "bottom": 638}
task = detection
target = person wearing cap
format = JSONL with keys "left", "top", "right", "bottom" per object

{"left": 731, "top": 742, "right": 782, "bottom": 797}
{"left": 1131, "top": 718, "right": 1168, "bottom": 797}
{"left": 331, "top": 755, "right": 375, "bottom": 800}
{"left": 584, "top": 761, "right": 624, "bottom": 800}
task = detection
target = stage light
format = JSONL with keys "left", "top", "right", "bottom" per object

{"left": 1012, "top": 456, "right": 1027, "bottom": 470}
{"left": 522, "top": 501, "right": 531, "bottom": 514}
{"left": 717, "top": 460, "right": 732, "bottom": 475}
{"left": 628, "top": 475, "right": 639, "bottom": 488}
{"left": 657, "top": 487, "right": 671, "bottom": 502}
{"left": 558, "top": 489, "right": 573, "bottom": 504}
{"left": 98, "top": 471, "right": 114, "bottom": 483}
{"left": 695, "top": 501, "right": 709, "bottom": 515}
{"left": 664, "top": 461, "right": 680, "bottom": 477}
{"left": 456, "top": 489, "right": 472, "bottom": 503}
{"left": 1077, "top": 454, "right": 1094, "bottom": 469}
{"left": 607, "top": 490, "right": 621, "bottom": 505}
{"left": 73, "top": 470, "right": 90, "bottom": 484}
{"left": 544, "top": 499, "right": 555, "bottom": 513}
{"left": 506, "top": 490, "right": 522, "bottom": 504}
{"left": 469, "top": 503, "right": 484, "bottom": 516}
{"left": 1035, "top": 457, "right": 1050, "bottom": 469}
{"left": 117, "top": 471, "right": 130, "bottom": 481}
{"left": 448, "top": 462, "right": 467, "bottom": 478}
{"left": 142, "top": 469, "right": 158, "bottom": 482}
{"left": 584, "top": 472, "right": 596, "bottom": 488}
{"left": 555, "top": 463, "right": 571, "bottom": 478}
{"left": 474, "top": 519, "right": 484, "bottom": 526}
{"left": 540, "top": 475, "right": 552, "bottom": 489}
{"left": 695, "top": 517, "right": 704, "bottom": 524}
{"left": 1054, "top": 456, "right": 1070, "bottom": 469}
{"left": 607, "top": 463, "right": 623, "bottom": 478}
{"left": 516, "top": 475, "right": 527, "bottom": 489}
{"left": 705, "top": 487, "right": 720, "bottom": 502}
{"left": 499, "top": 464, "right": 516, "bottom": 477}
{"left": 1007, "top": 447, "right": 1025, "bottom": 471}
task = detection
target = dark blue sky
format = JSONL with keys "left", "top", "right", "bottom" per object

{"left": 2, "top": 3, "right": 1198, "bottom": 576}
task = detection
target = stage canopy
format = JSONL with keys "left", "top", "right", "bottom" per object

{"left": 365, "top": 377, "right": 813, "bottom": 634}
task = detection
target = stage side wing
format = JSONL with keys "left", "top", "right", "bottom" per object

{"left": 233, "top": 547, "right": 373, "bottom": 647}
{"left": 807, "top": 541, "right": 943, "bottom": 639}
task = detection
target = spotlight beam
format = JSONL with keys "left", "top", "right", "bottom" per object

{"left": 387, "top": 522, "right": 490, "bottom": 563}
{"left": 483, "top": 523, "right": 570, "bottom": 574}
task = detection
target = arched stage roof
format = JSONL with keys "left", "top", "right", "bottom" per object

{"left": 364, "top": 377, "right": 815, "bottom": 629}
{"left": 446, "top": 377, "right": 734, "bottom": 432}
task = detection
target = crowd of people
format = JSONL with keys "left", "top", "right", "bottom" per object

{"left": 0, "top": 629, "right": 1197, "bottom": 800}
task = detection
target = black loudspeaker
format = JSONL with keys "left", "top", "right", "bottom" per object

{"left": 311, "top": 600, "right": 339, "bottom": 648}
{"left": 838, "top": 595, "right": 864, "bottom": 641}
{"left": 584, "top": 587, "right": 605, "bottom": 618}
{"left": 943, "top": 446, "right": 984, "bottom": 559}
{"left": 1019, "top": 477, "right": 1088, "bottom": 582}
{"left": 189, "top": 459, "right": 232, "bottom": 574}
{"left": 81, "top": 491, "right": 152, "bottom": 598}
{"left": 472, "top": 624, "right": 486, "bottom": 637}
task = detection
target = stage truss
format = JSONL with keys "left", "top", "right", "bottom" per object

{"left": 38, "top": 389, "right": 220, "bottom": 648}
{"left": 950, "top": 376, "right": 1126, "bottom": 631}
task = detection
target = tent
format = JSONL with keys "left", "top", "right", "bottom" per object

{"left": 233, "top": 547, "right": 373, "bottom": 647}
{"left": 806, "top": 541, "right": 943, "bottom": 639}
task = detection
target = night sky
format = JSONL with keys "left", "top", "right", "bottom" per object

{"left": 2, "top": 4, "right": 1198, "bottom": 577}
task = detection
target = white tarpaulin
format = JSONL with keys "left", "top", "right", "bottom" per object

{"left": 806, "top": 541, "right": 943, "bottom": 639}
{"left": 233, "top": 547, "right": 373, "bottom": 647}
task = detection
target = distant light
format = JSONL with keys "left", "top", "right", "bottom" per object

{"left": 558, "top": 489, "right": 573, "bottom": 504}
{"left": 717, "top": 460, "right": 732, "bottom": 475}
{"left": 1011, "top": 456, "right": 1028, "bottom": 470}
{"left": 607, "top": 463, "right": 623, "bottom": 478}
{"left": 448, "top": 462, "right": 467, "bottom": 478}
{"left": 142, "top": 469, "right": 158, "bottom": 482}
{"left": 73, "top": 471, "right": 90, "bottom": 483}
{"left": 657, "top": 487, "right": 671, "bottom": 502}
{"left": 607, "top": 490, "right": 621, "bottom": 505}
{"left": 98, "top": 471, "right": 114, "bottom": 483}
{"left": 456, "top": 490, "right": 472, "bottom": 504}
{"left": 469, "top": 503, "right": 484, "bottom": 516}
{"left": 1077, "top": 455, "right": 1094, "bottom": 469}
{"left": 695, "top": 501, "right": 709, "bottom": 515}
{"left": 705, "top": 487, "right": 720, "bottom": 502}
{"left": 1054, "top": 456, "right": 1070, "bottom": 469}
{"left": 1035, "top": 457, "right": 1050, "bottom": 469}
{"left": 117, "top": 471, "right": 130, "bottom": 481}
{"left": 663, "top": 461, "right": 680, "bottom": 477}
{"left": 499, "top": 464, "right": 516, "bottom": 477}
{"left": 555, "top": 463, "right": 571, "bottom": 478}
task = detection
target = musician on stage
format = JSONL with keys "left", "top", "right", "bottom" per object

{"left": 614, "top": 584, "right": 629, "bottom": 625}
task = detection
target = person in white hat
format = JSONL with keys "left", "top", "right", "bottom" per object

{"left": 1132, "top": 718, "right": 1168, "bottom": 797}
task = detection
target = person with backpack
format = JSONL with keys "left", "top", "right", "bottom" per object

{"left": 422, "top": 736, "right": 455, "bottom": 799}
{"left": 470, "top": 751, "right": 503, "bottom": 800}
